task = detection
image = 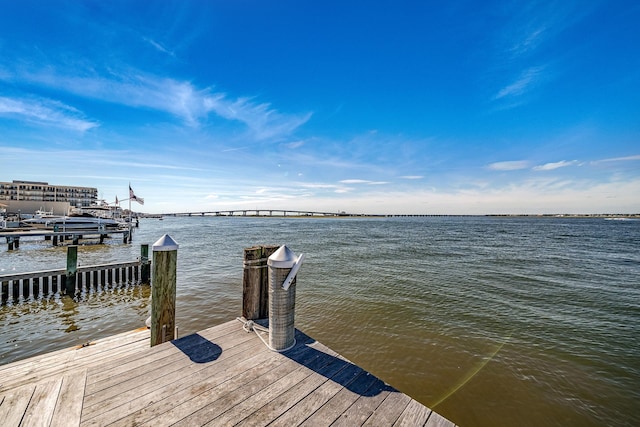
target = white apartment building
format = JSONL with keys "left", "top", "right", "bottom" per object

{"left": 0, "top": 180, "right": 98, "bottom": 215}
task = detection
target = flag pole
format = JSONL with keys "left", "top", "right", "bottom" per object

{"left": 129, "top": 183, "right": 132, "bottom": 237}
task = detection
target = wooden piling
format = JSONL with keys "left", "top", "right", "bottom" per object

{"left": 242, "top": 245, "right": 279, "bottom": 320}
{"left": 150, "top": 234, "right": 179, "bottom": 347}
{"left": 140, "top": 244, "right": 150, "bottom": 284}
{"left": 65, "top": 246, "right": 78, "bottom": 296}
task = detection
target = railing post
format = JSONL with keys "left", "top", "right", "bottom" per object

{"left": 1, "top": 280, "right": 8, "bottom": 304}
{"left": 65, "top": 245, "right": 78, "bottom": 296}
{"left": 151, "top": 234, "right": 178, "bottom": 347}
{"left": 267, "top": 245, "right": 304, "bottom": 352}
{"left": 140, "top": 244, "right": 150, "bottom": 284}
{"left": 242, "top": 245, "right": 278, "bottom": 320}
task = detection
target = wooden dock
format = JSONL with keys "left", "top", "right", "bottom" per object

{"left": 0, "top": 320, "right": 455, "bottom": 426}
{"left": 0, "top": 228, "right": 132, "bottom": 250}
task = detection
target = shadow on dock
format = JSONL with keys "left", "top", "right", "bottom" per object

{"left": 280, "top": 328, "right": 395, "bottom": 398}
{"left": 172, "top": 333, "right": 222, "bottom": 363}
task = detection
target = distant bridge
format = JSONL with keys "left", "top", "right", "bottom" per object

{"left": 157, "top": 209, "right": 383, "bottom": 218}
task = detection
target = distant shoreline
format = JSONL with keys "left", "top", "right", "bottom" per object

{"left": 140, "top": 213, "right": 640, "bottom": 219}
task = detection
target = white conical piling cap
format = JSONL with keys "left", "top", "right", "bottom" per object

{"left": 267, "top": 245, "right": 297, "bottom": 268}
{"left": 152, "top": 234, "right": 179, "bottom": 251}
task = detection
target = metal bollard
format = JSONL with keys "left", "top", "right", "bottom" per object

{"left": 267, "top": 245, "right": 304, "bottom": 352}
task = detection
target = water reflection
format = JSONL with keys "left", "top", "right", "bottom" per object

{"left": 0, "top": 283, "right": 152, "bottom": 364}
{"left": 60, "top": 295, "right": 79, "bottom": 332}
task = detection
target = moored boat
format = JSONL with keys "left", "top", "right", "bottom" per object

{"left": 21, "top": 214, "right": 123, "bottom": 232}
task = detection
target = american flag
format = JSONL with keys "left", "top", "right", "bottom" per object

{"left": 129, "top": 185, "right": 144, "bottom": 205}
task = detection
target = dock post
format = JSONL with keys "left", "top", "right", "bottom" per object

{"left": 1, "top": 280, "right": 7, "bottom": 304}
{"left": 65, "top": 245, "right": 78, "bottom": 296}
{"left": 267, "top": 245, "right": 304, "bottom": 351}
{"left": 7, "top": 237, "right": 14, "bottom": 251}
{"left": 150, "top": 234, "right": 179, "bottom": 347}
{"left": 140, "top": 244, "right": 150, "bottom": 284}
{"left": 243, "top": 245, "right": 279, "bottom": 320}
{"left": 53, "top": 235, "right": 58, "bottom": 246}
{"left": 14, "top": 237, "right": 20, "bottom": 249}
{"left": 123, "top": 230, "right": 129, "bottom": 244}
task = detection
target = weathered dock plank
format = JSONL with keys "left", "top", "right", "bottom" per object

{"left": 0, "top": 383, "right": 35, "bottom": 426}
{"left": 49, "top": 371, "right": 86, "bottom": 427}
{"left": 0, "top": 320, "right": 457, "bottom": 427}
{"left": 395, "top": 398, "right": 434, "bottom": 426}
{"left": 362, "top": 391, "right": 412, "bottom": 426}
{"left": 0, "top": 328, "right": 149, "bottom": 393}
{"left": 267, "top": 362, "right": 364, "bottom": 427}
{"left": 20, "top": 378, "right": 63, "bottom": 427}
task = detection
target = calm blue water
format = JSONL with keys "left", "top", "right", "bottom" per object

{"left": 1, "top": 216, "right": 638, "bottom": 427}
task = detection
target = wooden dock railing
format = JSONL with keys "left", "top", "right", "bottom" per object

{"left": 1, "top": 244, "right": 150, "bottom": 304}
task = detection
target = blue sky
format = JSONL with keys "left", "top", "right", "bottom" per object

{"left": 1, "top": 1, "right": 639, "bottom": 214}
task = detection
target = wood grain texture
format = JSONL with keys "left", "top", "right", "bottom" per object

{"left": 0, "top": 320, "right": 455, "bottom": 427}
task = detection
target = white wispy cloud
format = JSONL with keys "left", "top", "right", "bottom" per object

{"left": 593, "top": 155, "right": 640, "bottom": 164}
{"left": 0, "top": 96, "right": 98, "bottom": 132}
{"left": 489, "top": 2, "right": 590, "bottom": 106}
{"left": 210, "top": 96, "right": 312, "bottom": 140}
{"left": 8, "top": 66, "right": 310, "bottom": 139}
{"left": 286, "top": 140, "right": 305, "bottom": 149}
{"left": 500, "top": 2, "right": 584, "bottom": 60}
{"left": 400, "top": 175, "right": 424, "bottom": 180}
{"left": 487, "top": 160, "right": 530, "bottom": 171}
{"left": 143, "top": 37, "right": 175, "bottom": 57}
{"left": 338, "top": 179, "right": 389, "bottom": 185}
{"left": 533, "top": 160, "right": 579, "bottom": 171}
{"left": 509, "top": 25, "right": 548, "bottom": 56}
{"left": 340, "top": 179, "right": 370, "bottom": 184}
{"left": 494, "top": 66, "right": 546, "bottom": 100}
{"left": 299, "top": 183, "right": 341, "bottom": 190}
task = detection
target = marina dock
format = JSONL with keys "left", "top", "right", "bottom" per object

{"left": 1, "top": 228, "right": 132, "bottom": 250}
{"left": 0, "top": 319, "right": 455, "bottom": 426}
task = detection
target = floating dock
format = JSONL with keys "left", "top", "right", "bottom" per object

{"left": 0, "top": 320, "right": 455, "bottom": 426}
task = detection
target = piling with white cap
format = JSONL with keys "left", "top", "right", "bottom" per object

{"left": 267, "top": 245, "right": 304, "bottom": 351}
{"left": 150, "top": 234, "right": 179, "bottom": 347}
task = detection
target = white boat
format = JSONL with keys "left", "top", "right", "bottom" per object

{"left": 21, "top": 203, "right": 126, "bottom": 232}
{"left": 21, "top": 214, "right": 122, "bottom": 232}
